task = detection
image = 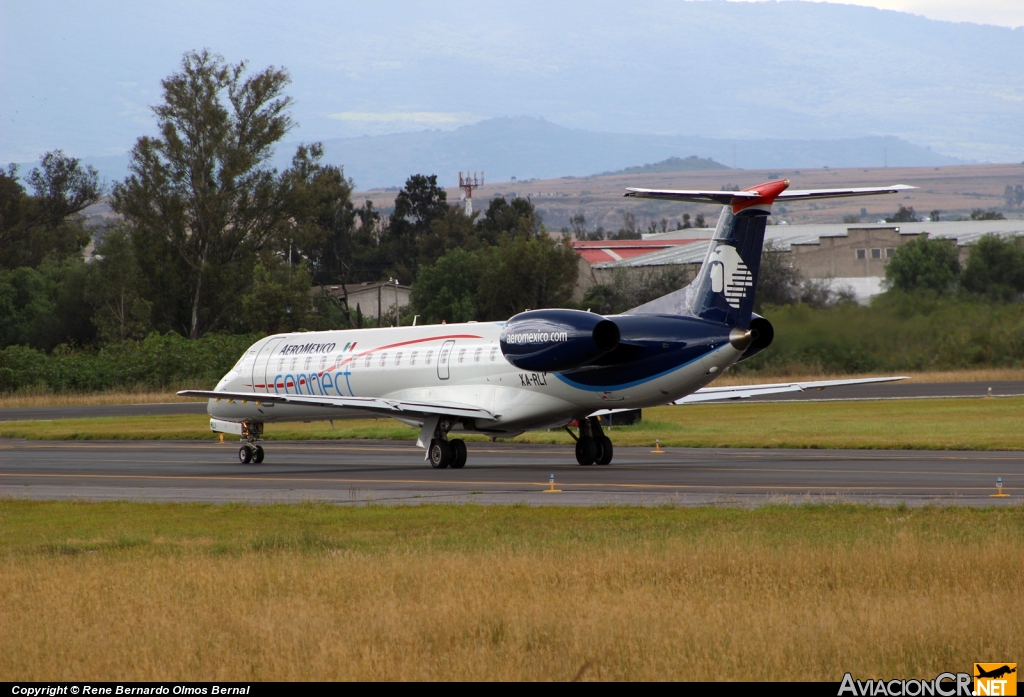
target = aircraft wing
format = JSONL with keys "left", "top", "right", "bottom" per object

{"left": 175, "top": 390, "right": 498, "bottom": 421}
{"left": 672, "top": 376, "right": 908, "bottom": 404}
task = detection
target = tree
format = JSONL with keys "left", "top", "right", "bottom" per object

{"left": 240, "top": 257, "right": 315, "bottom": 334}
{"left": 754, "top": 241, "right": 801, "bottom": 310}
{"left": 884, "top": 237, "right": 960, "bottom": 295}
{"left": 960, "top": 234, "right": 1024, "bottom": 302}
{"left": 85, "top": 224, "right": 153, "bottom": 342}
{"left": 411, "top": 247, "right": 479, "bottom": 323}
{"left": 970, "top": 208, "right": 1005, "bottom": 221}
{"left": 477, "top": 196, "right": 541, "bottom": 243}
{"left": 569, "top": 211, "right": 587, "bottom": 240}
{"left": 1005, "top": 185, "right": 1016, "bottom": 209}
{"left": 0, "top": 256, "right": 95, "bottom": 350}
{"left": 418, "top": 205, "right": 479, "bottom": 268}
{"left": 0, "top": 153, "right": 100, "bottom": 270}
{"left": 580, "top": 267, "right": 690, "bottom": 315}
{"left": 885, "top": 205, "right": 919, "bottom": 223}
{"left": 1016, "top": 185, "right": 1024, "bottom": 208}
{"left": 281, "top": 143, "right": 357, "bottom": 286}
{"left": 384, "top": 174, "right": 448, "bottom": 281}
{"left": 475, "top": 232, "right": 579, "bottom": 319}
{"left": 929, "top": 210, "right": 941, "bottom": 222}
{"left": 112, "top": 50, "right": 294, "bottom": 339}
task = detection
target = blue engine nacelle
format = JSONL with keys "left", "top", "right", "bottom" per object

{"left": 500, "top": 309, "right": 620, "bottom": 372}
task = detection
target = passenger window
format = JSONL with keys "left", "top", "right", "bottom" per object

{"left": 304, "top": 356, "right": 312, "bottom": 370}
{"left": 277, "top": 358, "right": 284, "bottom": 371}
{"left": 336, "top": 355, "right": 343, "bottom": 367}
{"left": 474, "top": 348, "right": 482, "bottom": 362}
{"left": 290, "top": 358, "right": 297, "bottom": 371}
{"left": 365, "top": 354, "right": 373, "bottom": 368}
{"left": 425, "top": 350, "right": 433, "bottom": 363}
{"left": 380, "top": 352, "right": 388, "bottom": 367}
{"left": 395, "top": 351, "right": 402, "bottom": 366}
{"left": 410, "top": 350, "right": 418, "bottom": 365}
{"left": 458, "top": 348, "right": 466, "bottom": 363}
{"left": 490, "top": 347, "right": 498, "bottom": 361}
{"left": 439, "top": 349, "right": 449, "bottom": 363}
{"left": 320, "top": 356, "right": 327, "bottom": 370}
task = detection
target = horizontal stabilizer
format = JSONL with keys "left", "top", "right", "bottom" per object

{"left": 176, "top": 390, "right": 498, "bottom": 421}
{"left": 624, "top": 184, "right": 914, "bottom": 205}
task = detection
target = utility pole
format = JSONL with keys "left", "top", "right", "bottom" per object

{"left": 459, "top": 171, "right": 484, "bottom": 215}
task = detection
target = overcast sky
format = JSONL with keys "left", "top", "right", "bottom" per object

{"left": 731, "top": 0, "right": 1024, "bottom": 27}
{"left": 2, "top": 0, "right": 1022, "bottom": 165}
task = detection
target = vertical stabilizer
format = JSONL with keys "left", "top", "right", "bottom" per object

{"left": 626, "top": 179, "right": 789, "bottom": 328}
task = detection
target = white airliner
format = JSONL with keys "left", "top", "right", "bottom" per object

{"left": 180, "top": 179, "right": 911, "bottom": 467}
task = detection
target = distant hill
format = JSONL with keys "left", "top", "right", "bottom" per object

{"left": 601, "top": 156, "right": 730, "bottom": 176}
{"left": 270, "top": 117, "right": 963, "bottom": 189}
{"left": 45, "top": 117, "right": 963, "bottom": 190}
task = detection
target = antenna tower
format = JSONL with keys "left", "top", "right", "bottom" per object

{"left": 458, "top": 171, "right": 484, "bottom": 215}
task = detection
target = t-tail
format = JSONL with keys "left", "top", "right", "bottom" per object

{"left": 622, "top": 180, "right": 915, "bottom": 329}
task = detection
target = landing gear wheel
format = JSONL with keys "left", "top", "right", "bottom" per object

{"left": 253, "top": 445, "right": 265, "bottom": 464}
{"left": 575, "top": 437, "right": 597, "bottom": 466}
{"left": 449, "top": 439, "right": 467, "bottom": 469}
{"left": 238, "top": 445, "right": 253, "bottom": 464}
{"left": 595, "top": 436, "right": 613, "bottom": 465}
{"left": 429, "top": 439, "right": 452, "bottom": 469}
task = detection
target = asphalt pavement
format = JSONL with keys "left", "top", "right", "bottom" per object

{"left": 1, "top": 439, "right": 1019, "bottom": 507}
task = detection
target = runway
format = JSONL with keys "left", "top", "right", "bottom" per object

{"left": 1, "top": 381, "right": 1021, "bottom": 422}
{"left": 0, "top": 439, "right": 1019, "bottom": 507}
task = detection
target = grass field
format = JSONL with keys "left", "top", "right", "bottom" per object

{"left": 2, "top": 396, "right": 1022, "bottom": 450}
{"left": 1, "top": 501, "right": 1021, "bottom": 681}
{"left": 1, "top": 367, "right": 1021, "bottom": 409}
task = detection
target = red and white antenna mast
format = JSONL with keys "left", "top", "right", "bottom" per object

{"left": 458, "top": 171, "right": 484, "bottom": 215}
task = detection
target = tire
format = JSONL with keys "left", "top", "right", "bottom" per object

{"left": 575, "top": 437, "right": 597, "bottom": 466}
{"left": 238, "top": 445, "right": 253, "bottom": 464}
{"left": 449, "top": 439, "right": 467, "bottom": 469}
{"left": 253, "top": 445, "right": 265, "bottom": 464}
{"left": 429, "top": 439, "right": 451, "bottom": 469}
{"left": 595, "top": 436, "right": 613, "bottom": 465}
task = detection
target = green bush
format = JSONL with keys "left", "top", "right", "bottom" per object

{"left": 736, "top": 294, "right": 1024, "bottom": 375}
{"left": 0, "top": 332, "right": 260, "bottom": 392}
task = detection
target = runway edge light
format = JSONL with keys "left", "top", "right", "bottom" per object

{"left": 543, "top": 474, "right": 562, "bottom": 493}
{"left": 990, "top": 476, "right": 1009, "bottom": 498}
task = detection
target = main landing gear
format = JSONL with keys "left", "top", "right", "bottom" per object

{"left": 236, "top": 421, "right": 265, "bottom": 464}
{"left": 566, "top": 416, "right": 613, "bottom": 466}
{"left": 429, "top": 437, "right": 467, "bottom": 469}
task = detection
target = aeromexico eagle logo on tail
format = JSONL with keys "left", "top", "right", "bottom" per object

{"left": 708, "top": 244, "right": 753, "bottom": 309}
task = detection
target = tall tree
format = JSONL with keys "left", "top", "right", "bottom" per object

{"left": 113, "top": 50, "right": 294, "bottom": 338}
{"left": 281, "top": 143, "right": 357, "bottom": 285}
{"left": 384, "top": 174, "right": 448, "bottom": 281}
{"left": 475, "top": 232, "right": 579, "bottom": 319}
{"left": 85, "top": 224, "right": 152, "bottom": 342}
{"left": 0, "top": 153, "right": 100, "bottom": 270}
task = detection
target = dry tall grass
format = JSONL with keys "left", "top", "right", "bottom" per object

{"left": 0, "top": 388, "right": 190, "bottom": 409}
{"left": 1, "top": 504, "right": 1022, "bottom": 681}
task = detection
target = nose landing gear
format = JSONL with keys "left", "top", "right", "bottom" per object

{"left": 566, "top": 416, "right": 613, "bottom": 466}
